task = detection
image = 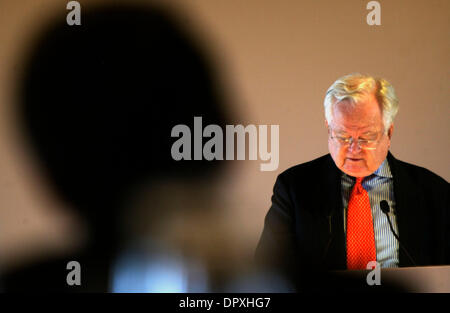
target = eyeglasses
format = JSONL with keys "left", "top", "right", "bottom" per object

{"left": 328, "top": 129, "right": 382, "bottom": 150}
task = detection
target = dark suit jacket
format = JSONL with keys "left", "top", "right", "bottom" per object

{"left": 255, "top": 152, "right": 449, "bottom": 290}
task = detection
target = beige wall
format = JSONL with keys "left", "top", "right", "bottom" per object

{"left": 0, "top": 0, "right": 448, "bottom": 268}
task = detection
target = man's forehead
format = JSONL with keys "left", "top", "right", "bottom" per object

{"left": 331, "top": 96, "right": 383, "bottom": 130}
{"left": 332, "top": 125, "right": 379, "bottom": 134}
{"left": 333, "top": 96, "right": 381, "bottom": 115}
{"left": 330, "top": 113, "right": 382, "bottom": 133}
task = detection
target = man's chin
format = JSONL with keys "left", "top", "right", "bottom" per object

{"left": 341, "top": 164, "right": 370, "bottom": 177}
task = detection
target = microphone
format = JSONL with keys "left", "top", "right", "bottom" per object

{"left": 380, "top": 200, "right": 417, "bottom": 266}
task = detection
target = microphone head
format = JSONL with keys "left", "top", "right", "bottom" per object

{"left": 380, "top": 200, "right": 390, "bottom": 214}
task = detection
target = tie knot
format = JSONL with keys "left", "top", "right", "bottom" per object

{"left": 354, "top": 177, "right": 365, "bottom": 193}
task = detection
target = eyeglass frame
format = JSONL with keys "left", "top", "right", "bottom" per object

{"left": 327, "top": 127, "right": 385, "bottom": 150}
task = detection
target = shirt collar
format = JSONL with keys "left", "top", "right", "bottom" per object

{"left": 372, "top": 158, "right": 393, "bottom": 178}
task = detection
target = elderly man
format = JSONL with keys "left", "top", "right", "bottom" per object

{"left": 255, "top": 74, "right": 449, "bottom": 287}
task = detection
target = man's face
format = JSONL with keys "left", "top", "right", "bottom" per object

{"left": 327, "top": 94, "right": 393, "bottom": 177}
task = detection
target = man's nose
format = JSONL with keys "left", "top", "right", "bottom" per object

{"left": 348, "top": 139, "right": 362, "bottom": 152}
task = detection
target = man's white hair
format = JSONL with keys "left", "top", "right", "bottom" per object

{"left": 324, "top": 73, "right": 399, "bottom": 133}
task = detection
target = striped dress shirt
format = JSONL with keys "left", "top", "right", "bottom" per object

{"left": 341, "top": 159, "right": 399, "bottom": 268}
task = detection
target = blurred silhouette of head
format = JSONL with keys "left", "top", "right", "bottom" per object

{"left": 17, "top": 3, "right": 230, "bottom": 252}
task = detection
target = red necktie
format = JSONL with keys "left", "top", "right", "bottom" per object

{"left": 346, "top": 177, "right": 376, "bottom": 270}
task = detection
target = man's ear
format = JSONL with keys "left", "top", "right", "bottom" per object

{"left": 388, "top": 124, "right": 394, "bottom": 139}
{"left": 325, "top": 119, "right": 329, "bottom": 131}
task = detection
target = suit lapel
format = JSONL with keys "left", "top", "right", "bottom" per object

{"left": 387, "top": 152, "right": 427, "bottom": 266}
{"left": 320, "top": 154, "right": 347, "bottom": 270}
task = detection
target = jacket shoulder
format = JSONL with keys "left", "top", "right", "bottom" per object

{"left": 278, "top": 154, "right": 332, "bottom": 182}
{"left": 393, "top": 157, "right": 448, "bottom": 187}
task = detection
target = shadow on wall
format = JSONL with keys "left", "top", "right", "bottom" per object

{"left": 1, "top": 2, "right": 260, "bottom": 292}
